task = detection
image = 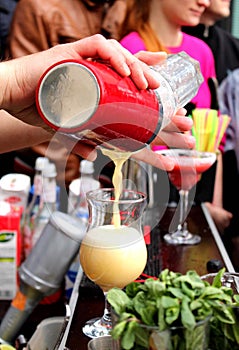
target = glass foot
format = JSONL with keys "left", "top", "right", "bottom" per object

{"left": 164, "top": 230, "right": 201, "bottom": 245}
{"left": 82, "top": 317, "right": 112, "bottom": 338}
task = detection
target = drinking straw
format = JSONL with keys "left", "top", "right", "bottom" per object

{"left": 189, "top": 108, "right": 231, "bottom": 153}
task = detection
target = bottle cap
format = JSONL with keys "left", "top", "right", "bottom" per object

{"left": 42, "top": 163, "right": 57, "bottom": 178}
{"left": 80, "top": 160, "right": 94, "bottom": 175}
{"left": 206, "top": 259, "right": 224, "bottom": 273}
{"left": 35, "top": 157, "right": 49, "bottom": 171}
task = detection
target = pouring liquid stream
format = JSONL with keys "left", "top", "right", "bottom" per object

{"left": 100, "top": 147, "right": 132, "bottom": 227}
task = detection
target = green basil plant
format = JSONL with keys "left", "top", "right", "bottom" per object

{"left": 107, "top": 268, "right": 239, "bottom": 350}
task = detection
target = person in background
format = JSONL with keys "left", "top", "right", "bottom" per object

{"left": 117, "top": 0, "right": 232, "bottom": 233}
{"left": 183, "top": 0, "right": 239, "bottom": 84}
{"left": 0, "top": 0, "right": 18, "bottom": 59}
{"left": 218, "top": 67, "right": 239, "bottom": 264}
{"left": 183, "top": 0, "right": 239, "bottom": 233}
{"left": 0, "top": 0, "right": 18, "bottom": 178}
{"left": 5, "top": 0, "right": 128, "bottom": 209}
{"left": 119, "top": 0, "right": 215, "bottom": 108}
{"left": 0, "top": 34, "right": 195, "bottom": 170}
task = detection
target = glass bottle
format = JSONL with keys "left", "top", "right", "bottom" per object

{"left": 31, "top": 162, "right": 57, "bottom": 247}
{"left": 65, "top": 160, "right": 100, "bottom": 299}
{"left": 28, "top": 157, "right": 50, "bottom": 216}
{"left": 22, "top": 157, "right": 49, "bottom": 258}
{"left": 68, "top": 160, "right": 100, "bottom": 223}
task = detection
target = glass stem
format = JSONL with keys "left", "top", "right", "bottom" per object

{"left": 178, "top": 189, "right": 189, "bottom": 232}
{"left": 101, "top": 292, "right": 112, "bottom": 325}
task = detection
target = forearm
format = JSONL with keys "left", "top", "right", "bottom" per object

{"left": 212, "top": 152, "right": 223, "bottom": 207}
{"left": 0, "top": 110, "right": 51, "bottom": 153}
{"left": 0, "top": 56, "right": 53, "bottom": 129}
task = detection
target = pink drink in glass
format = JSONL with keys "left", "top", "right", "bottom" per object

{"left": 168, "top": 155, "right": 216, "bottom": 191}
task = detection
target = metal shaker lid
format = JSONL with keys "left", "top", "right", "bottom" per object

{"left": 37, "top": 61, "right": 100, "bottom": 130}
{"left": 50, "top": 211, "right": 86, "bottom": 242}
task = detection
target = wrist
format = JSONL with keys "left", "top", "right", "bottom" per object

{"left": 0, "top": 61, "right": 10, "bottom": 110}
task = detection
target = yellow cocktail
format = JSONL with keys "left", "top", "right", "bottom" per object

{"left": 80, "top": 225, "right": 147, "bottom": 292}
{"left": 80, "top": 188, "right": 147, "bottom": 338}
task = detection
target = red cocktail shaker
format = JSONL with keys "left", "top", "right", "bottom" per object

{"left": 36, "top": 52, "right": 203, "bottom": 152}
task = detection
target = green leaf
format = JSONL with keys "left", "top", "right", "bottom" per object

{"left": 168, "top": 286, "right": 185, "bottom": 299}
{"left": 212, "top": 268, "right": 226, "bottom": 288}
{"left": 181, "top": 281, "right": 195, "bottom": 299}
{"left": 213, "top": 305, "right": 235, "bottom": 324}
{"left": 157, "top": 298, "right": 167, "bottom": 331}
{"left": 144, "top": 278, "right": 165, "bottom": 297}
{"left": 165, "top": 306, "right": 180, "bottom": 325}
{"left": 134, "top": 323, "right": 151, "bottom": 348}
{"left": 107, "top": 288, "right": 132, "bottom": 315}
{"left": 120, "top": 320, "right": 137, "bottom": 350}
{"left": 133, "top": 292, "right": 157, "bottom": 325}
{"left": 161, "top": 295, "right": 180, "bottom": 308}
{"left": 175, "top": 270, "right": 205, "bottom": 290}
{"left": 111, "top": 320, "right": 128, "bottom": 339}
{"left": 125, "top": 282, "right": 143, "bottom": 298}
{"left": 181, "top": 297, "right": 196, "bottom": 329}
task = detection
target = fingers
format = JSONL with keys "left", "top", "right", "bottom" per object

{"left": 163, "top": 114, "right": 193, "bottom": 132}
{"left": 176, "top": 107, "right": 188, "bottom": 116}
{"left": 72, "top": 142, "right": 97, "bottom": 162}
{"left": 55, "top": 133, "right": 98, "bottom": 161}
{"left": 69, "top": 35, "right": 161, "bottom": 90}
{"left": 153, "top": 131, "right": 195, "bottom": 149}
{"left": 135, "top": 50, "right": 167, "bottom": 65}
{"left": 132, "top": 147, "right": 175, "bottom": 171}
{"left": 152, "top": 111, "right": 195, "bottom": 149}
{"left": 71, "top": 35, "right": 131, "bottom": 75}
{"left": 135, "top": 51, "right": 167, "bottom": 89}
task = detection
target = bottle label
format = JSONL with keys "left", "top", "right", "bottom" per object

{"left": 42, "top": 179, "right": 56, "bottom": 203}
{"left": 11, "top": 290, "right": 27, "bottom": 311}
{"left": 34, "top": 174, "right": 43, "bottom": 196}
{"left": 23, "top": 221, "right": 33, "bottom": 259}
{"left": 0, "top": 230, "right": 17, "bottom": 300}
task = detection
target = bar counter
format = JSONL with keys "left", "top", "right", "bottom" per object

{"left": 63, "top": 203, "right": 234, "bottom": 350}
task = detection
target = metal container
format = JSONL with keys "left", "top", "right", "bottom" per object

{"left": 88, "top": 336, "right": 119, "bottom": 350}
{"left": 36, "top": 52, "right": 203, "bottom": 152}
{"left": 0, "top": 211, "right": 85, "bottom": 344}
{"left": 19, "top": 211, "right": 85, "bottom": 295}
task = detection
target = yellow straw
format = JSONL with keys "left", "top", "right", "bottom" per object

{"left": 190, "top": 108, "right": 231, "bottom": 153}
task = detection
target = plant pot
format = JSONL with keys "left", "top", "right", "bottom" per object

{"left": 87, "top": 335, "right": 119, "bottom": 350}
{"left": 111, "top": 310, "right": 210, "bottom": 350}
{"left": 201, "top": 272, "right": 239, "bottom": 350}
{"left": 147, "top": 317, "right": 210, "bottom": 350}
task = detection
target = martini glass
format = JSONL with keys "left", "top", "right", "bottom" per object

{"left": 156, "top": 149, "right": 216, "bottom": 245}
{"left": 79, "top": 188, "right": 147, "bottom": 338}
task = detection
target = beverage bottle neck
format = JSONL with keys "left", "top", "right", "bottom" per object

{"left": 41, "top": 175, "right": 57, "bottom": 206}
{"left": 32, "top": 163, "right": 57, "bottom": 247}
{"left": 25, "top": 157, "right": 49, "bottom": 217}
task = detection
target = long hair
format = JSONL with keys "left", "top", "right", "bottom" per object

{"left": 119, "top": 0, "right": 166, "bottom": 52}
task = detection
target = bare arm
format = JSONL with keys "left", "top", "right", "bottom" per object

{"left": 0, "top": 35, "right": 195, "bottom": 168}
{"left": 0, "top": 110, "right": 51, "bottom": 153}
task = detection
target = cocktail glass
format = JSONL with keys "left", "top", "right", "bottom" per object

{"left": 155, "top": 149, "right": 216, "bottom": 245}
{"left": 79, "top": 188, "right": 147, "bottom": 338}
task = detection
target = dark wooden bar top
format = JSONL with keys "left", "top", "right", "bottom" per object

{"left": 64, "top": 204, "right": 235, "bottom": 350}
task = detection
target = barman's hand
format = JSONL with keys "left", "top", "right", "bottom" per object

{"left": 0, "top": 34, "right": 195, "bottom": 168}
